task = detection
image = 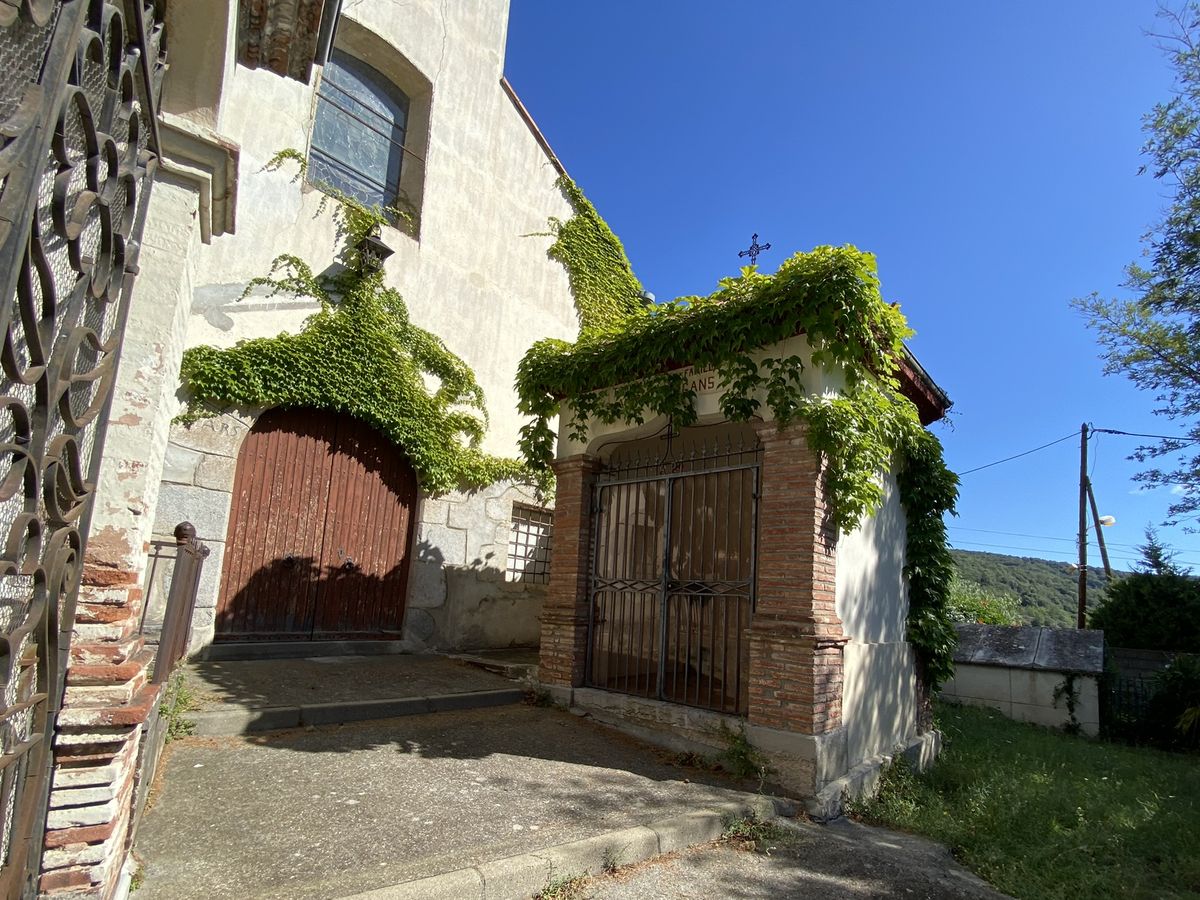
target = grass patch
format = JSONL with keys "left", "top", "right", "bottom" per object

{"left": 852, "top": 702, "right": 1200, "bottom": 900}
{"left": 160, "top": 669, "right": 199, "bottom": 742}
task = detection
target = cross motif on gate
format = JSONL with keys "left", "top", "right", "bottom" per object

{"left": 738, "top": 233, "right": 771, "bottom": 266}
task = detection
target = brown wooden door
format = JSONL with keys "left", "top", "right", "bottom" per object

{"left": 216, "top": 408, "right": 418, "bottom": 641}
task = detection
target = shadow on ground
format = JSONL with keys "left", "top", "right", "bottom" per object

{"left": 182, "top": 654, "right": 516, "bottom": 712}
{"left": 135, "top": 705, "right": 757, "bottom": 900}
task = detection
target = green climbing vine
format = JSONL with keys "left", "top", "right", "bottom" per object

{"left": 178, "top": 152, "right": 547, "bottom": 496}
{"left": 520, "top": 240, "right": 960, "bottom": 685}
{"left": 546, "top": 176, "right": 646, "bottom": 336}
{"left": 896, "top": 428, "right": 960, "bottom": 688}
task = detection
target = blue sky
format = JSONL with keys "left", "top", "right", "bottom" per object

{"left": 503, "top": 1, "right": 1200, "bottom": 572}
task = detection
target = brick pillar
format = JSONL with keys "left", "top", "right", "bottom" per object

{"left": 41, "top": 551, "right": 160, "bottom": 897}
{"left": 538, "top": 454, "right": 601, "bottom": 688}
{"left": 746, "top": 420, "right": 847, "bottom": 735}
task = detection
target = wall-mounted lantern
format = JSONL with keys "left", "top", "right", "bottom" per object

{"left": 356, "top": 226, "right": 394, "bottom": 273}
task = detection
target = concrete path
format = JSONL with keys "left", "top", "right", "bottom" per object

{"left": 581, "top": 818, "right": 1008, "bottom": 899}
{"left": 181, "top": 654, "right": 523, "bottom": 734}
{"left": 133, "top": 705, "right": 769, "bottom": 900}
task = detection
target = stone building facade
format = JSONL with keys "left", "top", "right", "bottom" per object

{"left": 40, "top": 0, "right": 581, "bottom": 894}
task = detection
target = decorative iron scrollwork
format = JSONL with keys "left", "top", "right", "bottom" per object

{"left": 0, "top": 0, "right": 164, "bottom": 893}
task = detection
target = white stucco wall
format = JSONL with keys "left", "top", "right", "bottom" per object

{"left": 86, "top": 173, "right": 202, "bottom": 606}
{"left": 836, "top": 471, "right": 917, "bottom": 764}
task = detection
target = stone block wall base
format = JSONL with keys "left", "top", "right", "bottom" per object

{"left": 558, "top": 686, "right": 864, "bottom": 801}
{"left": 743, "top": 721, "right": 849, "bottom": 798}
{"left": 567, "top": 687, "right": 744, "bottom": 759}
{"left": 806, "top": 728, "right": 943, "bottom": 821}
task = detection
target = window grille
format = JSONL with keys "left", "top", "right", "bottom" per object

{"left": 507, "top": 505, "right": 554, "bottom": 584}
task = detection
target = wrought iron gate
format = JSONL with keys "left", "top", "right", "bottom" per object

{"left": 0, "top": 0, "right": 163, "bottom": 893}
{"left": 586, "top": 434, "right": 760, "bottom": 715}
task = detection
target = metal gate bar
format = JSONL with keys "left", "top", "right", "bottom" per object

{"left": 585, "top": 435, "right": 760, "bottom": 715}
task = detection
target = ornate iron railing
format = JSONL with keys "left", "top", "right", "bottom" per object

{"left": 0, "top": 0, "right": 164, "bottom": 892}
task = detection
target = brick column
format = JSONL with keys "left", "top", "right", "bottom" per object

{"left": 41, "top": 547, "right": 159, "bottom": 896}
{"left": 538, "top": 454, "right": 601, "bottom": 688}
{"left": 746, "top": 420, "right": 847, "bottom": 735}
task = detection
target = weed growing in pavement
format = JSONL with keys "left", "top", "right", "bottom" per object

{"left": 534, "top": 870, "right": 588, "bottom": 900}
{"left": 600, "top": 844, "right": 625, "bottom": 874}
{"left": 721, "top": 815, "right": 788, "bottom": 854}
{"left": 160, "top": 669, "right": 199, "bottom": 742}
{"left": 525, "top": 687, "right": 560, "bottom": 709}
{"left": 715, "top": 722, "right": 773, "bottom": 787}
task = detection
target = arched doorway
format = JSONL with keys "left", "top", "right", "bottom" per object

{"left": 215, "top": 408, "right": 418, "bottom": 641}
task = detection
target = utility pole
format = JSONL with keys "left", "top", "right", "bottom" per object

{"left": 1077, "top": 422, "right": 1088, "bottom": 629}
{"left": 1086, "top": 478, "right": 1113, "bottom": 580}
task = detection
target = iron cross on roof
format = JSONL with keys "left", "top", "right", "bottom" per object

{"left": 738, "top": 233, "right": 771, "bottom": 266}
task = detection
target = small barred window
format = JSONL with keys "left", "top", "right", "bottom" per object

{"left": 506, "top": 504, "right": 553, "bottom": 584}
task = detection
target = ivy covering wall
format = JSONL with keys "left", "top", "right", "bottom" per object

{"left": 178, "top": 192, "right": 544, "bottom": 495}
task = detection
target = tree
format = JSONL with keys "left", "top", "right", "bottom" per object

{"left": 945, "top": 575, "right": 1022, "bottom": 625}
{"left": 1074, "top": 4, "right": 1200, "bottom": 527}
{"left": 1137, "top": 524, "right": 1190, "bottom": 575}
{"left": 1089, "top": 570, "right": 1200, "bottom": 651}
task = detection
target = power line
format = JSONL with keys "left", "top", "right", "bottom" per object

{"left": 1093, "top": 427, "right": 1200, "bottom": 443}
{"left": 946, "top": 525, "right": 1192, "bottom": 553}
{"left": 956, "top": 426, "right": 1200, "bottom": 479}
{"left": 957, "top": 431, "right": 1078, "bottom": 477}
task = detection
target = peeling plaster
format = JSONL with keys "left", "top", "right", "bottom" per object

{"left": 83, "top": 526, "right": 137, "bottom": 571}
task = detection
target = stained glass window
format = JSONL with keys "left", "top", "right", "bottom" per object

{"left": 309, "top": 49, "right": 409, "bottom": 208}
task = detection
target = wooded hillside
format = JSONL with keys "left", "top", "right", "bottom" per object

{"left": 950, "top": 549, "right": 1117, "bottom": 628}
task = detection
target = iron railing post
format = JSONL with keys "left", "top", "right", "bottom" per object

{"left": 150, "top": 522, "right": 210, "bottom": 685}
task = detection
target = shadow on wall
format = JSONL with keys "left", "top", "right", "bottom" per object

{"left": 216, "top": 554, "right": 412, "bottom": 640}
{"left": 214, "top": 537, "right": 543, "bottom": 650}
{"left": 842, "top": 644, "right": 917, "bottom": 764}
{"left": 837, "top": 477, "right": 908, "bottom": 644}
{"left": 409, "top": 539, "right": 545, "bottom": 652}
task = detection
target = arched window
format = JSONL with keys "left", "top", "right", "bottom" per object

{"left": 309, "top": 49, "right": 409, "bottom": 208}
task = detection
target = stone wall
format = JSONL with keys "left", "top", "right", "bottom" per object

{"left": 149, "top": 411, "right": 547, "bottom": 651}
{"left": 410, "top": 482, "right": 548, "bottom": 651}
{"left": 940, "top": 664, "right": 1101, "bottom": 736}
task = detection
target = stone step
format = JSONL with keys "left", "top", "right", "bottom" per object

{"left": 195, "top": 640, "right": 411, "bottom": 662}
{"left": 185, "top": 688, "right": 526, "bottom": 736}
{"left": 447, "top": 652, "right": 538, "bottom": 682}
